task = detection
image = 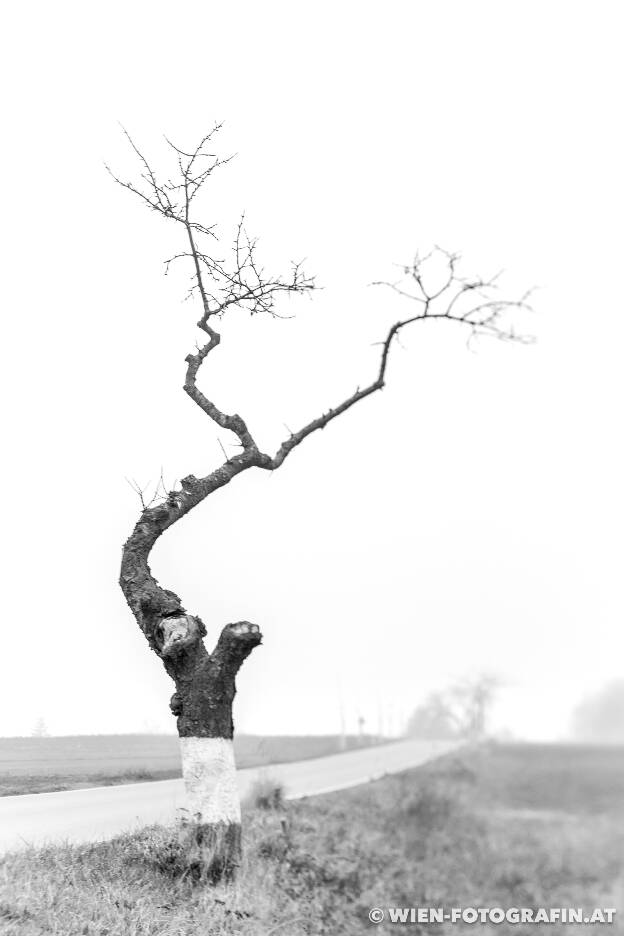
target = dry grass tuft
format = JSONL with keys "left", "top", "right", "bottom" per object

{"left": 245, "top": 774, "right": 286, "bottom": 811}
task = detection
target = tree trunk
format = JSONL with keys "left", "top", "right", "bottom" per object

{"left": 170, "top": 620, "right": 261, "bottom": 875}
{"left": 118, "top": 472, "right": 262, "bottom": 878}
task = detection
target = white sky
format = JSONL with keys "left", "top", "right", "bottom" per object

{"left": 1, "top": 1, "right": 623, "bottom": 740}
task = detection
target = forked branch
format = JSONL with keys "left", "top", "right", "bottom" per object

{"left": 266, "top": 247, "right": 534, "bottom": 469}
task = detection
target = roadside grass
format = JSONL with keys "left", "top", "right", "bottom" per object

{"left": 0, "top": 734, "right": 378, "bottom": 796}
{"left": 465, "top": 742, "right": 624, "bottom": 814}
{"left": 1, "top": 743, "right": 623, "bottom": 935}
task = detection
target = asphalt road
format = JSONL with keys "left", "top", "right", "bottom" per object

{"left": 0, "top": 738, "right": 459, "bottom": 853}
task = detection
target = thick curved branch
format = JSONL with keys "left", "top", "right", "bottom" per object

{"left": 183, "top": 323, "right": 260, "bottom": 453}
{"left": 118, "top": 444, "right": 268, "bottom": 644}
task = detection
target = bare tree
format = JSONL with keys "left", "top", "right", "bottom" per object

{"left": 448, "top": 674, "right": 501, "bottom": 741}
{"left": 31, "top": 717, "right": 50, "bottom": 738}
{"left": 407, "top": 675, "right": 500, "bottom": 742}
{"left": 109, "top": 126, "right": 531, "bottom": 877}
{"left": 406, "top": 691, "right": 458, "bottom": 741}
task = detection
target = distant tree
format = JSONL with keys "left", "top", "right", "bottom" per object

{"left": 31, "top": 717, "right": 50, "bottom": 738}
{"left": 449, "top": 674, "right": 500, "bottom": 741}
{"left": 406, "top": 692, "right": 458, "bottom": 740}
{"left": 109, "top": 127, "right": 531, "bottom": 879}
{"left": 572, "top": 680, "right": 624, "bottom": 744}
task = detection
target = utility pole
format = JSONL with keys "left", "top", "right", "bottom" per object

{"left": 338, "top": 680, "right": 347, "bottom": 751}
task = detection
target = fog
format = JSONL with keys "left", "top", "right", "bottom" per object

{"left": 1, "top": 1, "right": 623, "bottom": 741}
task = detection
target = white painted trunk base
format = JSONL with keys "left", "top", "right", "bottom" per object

{"left": 179, "top": 737, "right": 241, "bottom": 824}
